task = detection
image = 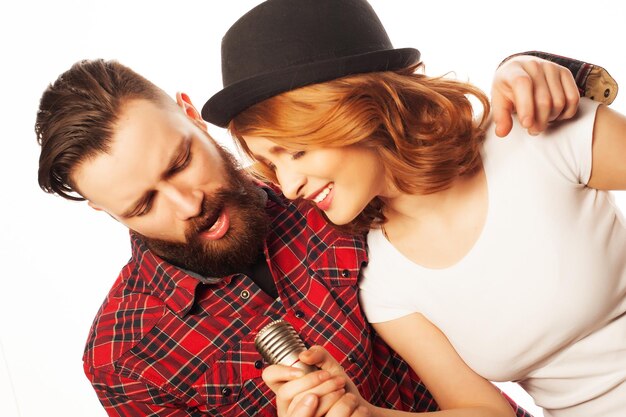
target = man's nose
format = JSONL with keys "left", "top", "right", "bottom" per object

{"left": 276, "top": 167, "right": 306, "bottom": 200}
{"left": 161, "top": 183, "right": 203, "bottom": 220}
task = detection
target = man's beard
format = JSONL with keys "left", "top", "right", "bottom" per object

{"left": 137, "top": 148, "right": 270, "bottom": 278}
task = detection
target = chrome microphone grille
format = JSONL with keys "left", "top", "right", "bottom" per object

{"left": 254, "top": 319, "right": 316, "bottom": 373}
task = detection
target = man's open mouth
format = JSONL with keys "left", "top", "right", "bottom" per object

{"left": 197, "top": 206, "right": 230, "bottom": 241}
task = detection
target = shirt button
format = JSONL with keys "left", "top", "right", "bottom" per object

{"left": 341, "top": 269, "right": 350, "bottom": 278}
{"left": 240, "top": 290, "right": 250, "bottom": 299}
{"left": 604, "top": 88, "right": 611, "bottom": 98}
{"left": 255, "top": 360, "right": 264, "bottom": 369}
{"left": 347, "top": 354, "right": 356, "bottom": 363}
{"left": 221, "top": 387, "right": 232, "bottom": 397}
{"left": 295, "top": 310, "right": 305, "bottom": 319}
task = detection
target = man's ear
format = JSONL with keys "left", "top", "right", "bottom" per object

{"left": 176, "top": 92, "right": 206, "bottom": 128}
{"left": 87, "top": 201, "right": 103, "bottom": 212}
{"left": 87, "top": 201, "right": 120, "bottom": 223}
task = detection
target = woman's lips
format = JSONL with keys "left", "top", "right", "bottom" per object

{"left": 313, "top": 184, "right": 334, "bottom": 211}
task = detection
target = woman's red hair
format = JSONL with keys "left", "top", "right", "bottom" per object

{"left": 230, "top": 64, "right": 491, "bottom": 234}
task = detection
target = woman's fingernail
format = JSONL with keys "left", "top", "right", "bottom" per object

{"left": 522, "top": 116, "right": 533, "bottom": 128}
{"left": 317, "top": 370, "right": 330, "bottom": 380}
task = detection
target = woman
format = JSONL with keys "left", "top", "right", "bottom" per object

{"left": 202, "top": 1, "right": 625, "bottom": 416}
{"left": 237, "top": 70, "right": 625, "bottom": 417}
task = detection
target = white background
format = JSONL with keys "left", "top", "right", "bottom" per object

{"left": 0, "top": 1, "right": 624, "bottom": 416}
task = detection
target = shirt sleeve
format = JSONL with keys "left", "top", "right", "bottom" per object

{"left": 358, "top": 285, "right": 416, "bottom": 323}
{"left": 89, "top": 369, "right": 204, "bottom": 417}
{"left": 540, "top": 98, "right": 601, "bottom": 185}
{"left": 358, "top": 232, "right": 418, "bottom": 324}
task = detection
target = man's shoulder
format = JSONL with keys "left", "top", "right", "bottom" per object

{"left": 272, "top": 198, "right": 366, "bottom": 249}
{"left": 83, "top": 262, "right": 167, "bottom": 371}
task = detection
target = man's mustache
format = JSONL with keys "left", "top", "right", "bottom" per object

{"left": 185, "top": 185, "right": 247, "bottom": 239}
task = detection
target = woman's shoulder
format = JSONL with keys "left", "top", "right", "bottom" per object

{"left": 483, "top": 98, "right": 601, "bottom": 185}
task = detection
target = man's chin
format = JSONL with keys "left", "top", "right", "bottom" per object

{"left": 137, "top": 209, "right": 269, "bottom": 279}
{"left": 139, "top": 234, "right": 258, "bottom": 278}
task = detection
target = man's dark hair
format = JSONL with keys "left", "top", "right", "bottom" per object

{"left": 35, "top": 59, "right": 171, "bottom": 200}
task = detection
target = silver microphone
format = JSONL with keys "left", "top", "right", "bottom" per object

{"left": 254, "top": 319, "right": 317, "bottom": 373}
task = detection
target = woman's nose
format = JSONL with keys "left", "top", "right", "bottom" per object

{"left": 276, "top": 167, "right": 306, "bottom": 200}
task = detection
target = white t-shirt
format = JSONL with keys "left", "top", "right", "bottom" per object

{"left": 359, "top": 99, "right": 626, "bottom": 417}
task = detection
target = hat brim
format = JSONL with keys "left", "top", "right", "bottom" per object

{"left": 202, "top": 47, "right": 420, "bottom": 128}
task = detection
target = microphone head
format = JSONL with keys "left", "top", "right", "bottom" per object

{"left": 254, "top": 319, "right": 317, "bottom": 373}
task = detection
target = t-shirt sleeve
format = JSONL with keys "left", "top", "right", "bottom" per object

{"left": 533, "top": 97, "right": 600, "bottom": 185}
{"left": 358, "top": 286, "right": 416, "bottom": 323}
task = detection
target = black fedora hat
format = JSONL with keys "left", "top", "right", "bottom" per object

{"left": 202, "top": 0, "right": 420, "bottom": 127}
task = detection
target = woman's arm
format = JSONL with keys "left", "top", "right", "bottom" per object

{"left": 263, "top": 330, "right": 516, "bottom": 417}
{"left": 588, "top": 105, "right": 626, "bottom": 190}
{"left": 492, "top": 55, "right": 580, "bottom": 137}
{"left": 371, "top": 313, "right": 516, "bottom": 417}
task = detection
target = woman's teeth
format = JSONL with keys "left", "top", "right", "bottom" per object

{"left": 313, "top": 184, "right": 333, "bottom": 203}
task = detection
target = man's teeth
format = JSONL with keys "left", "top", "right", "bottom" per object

{"left": 206, "top": 211, "right": 222, "bottom": 231}
{"left": 208, "top": 220, "right": 219, "bottom": 231}
{"left": 313, "top": 184, "right": 333, "bottom": 203}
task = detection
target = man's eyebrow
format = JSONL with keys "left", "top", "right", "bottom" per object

{"left": 119, "top": 135, "right": 189, "bottom": 218}
{"left": 120, "top": 190, "right": 156, "bottom": 218}
{"left": 163, "top": 135, "right": 192, "bottom": 178}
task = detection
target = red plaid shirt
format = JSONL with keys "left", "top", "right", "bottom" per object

{"left": 83, "top": 189, "right": 531, "bottom": 416}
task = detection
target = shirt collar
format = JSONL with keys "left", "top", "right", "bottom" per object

{"left": 129, "top": 233, "right": 208, "bottom": 317}
{"left": 259, "top": 181, "right": 287, "bottom": 207}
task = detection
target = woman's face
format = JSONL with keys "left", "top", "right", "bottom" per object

{"left": 242, "top": 135, "right": 389, "bottom": 225}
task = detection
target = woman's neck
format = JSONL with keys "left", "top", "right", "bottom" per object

{"left": 381, "top": 169, "right": 483, "bottom": 226}
{"left": 377, "top": 166, "right": 488, "bottom": 269}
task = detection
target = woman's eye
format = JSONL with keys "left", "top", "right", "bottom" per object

{"left": 291, "top": 151, "right": 306, "bottom": 160}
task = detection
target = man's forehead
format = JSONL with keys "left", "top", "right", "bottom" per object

{"left": 115, "top": 99, "right": 183, "bottom": 141}
{"left": 74, "top": 100, "right": 189, "bottom": 211}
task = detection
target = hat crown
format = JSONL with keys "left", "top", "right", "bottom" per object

{"left": 202, "top": 0, "right": 419, "bottom": 127}
{"left": 221, "top": 0, "right": 393, "bottom": 87}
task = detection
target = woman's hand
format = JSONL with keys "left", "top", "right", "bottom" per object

{"left": 492, "top": 55, "right": 580, "bottom": 137}
{"left": 262, "top": 346, "right": 372, "bottom": 417}
{"left": 285, "top": 393, "right": 371, "bottom": 417}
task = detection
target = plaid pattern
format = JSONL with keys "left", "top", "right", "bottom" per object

{"left": 83, "top": 189, "right": 532, "bottom": 416}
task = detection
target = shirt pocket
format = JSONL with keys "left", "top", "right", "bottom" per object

{"left": 310, "top": 238, "right": 363, "bottom": 287}
{"left": 192, "top": 340, "right": 274, "bottom": 415}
